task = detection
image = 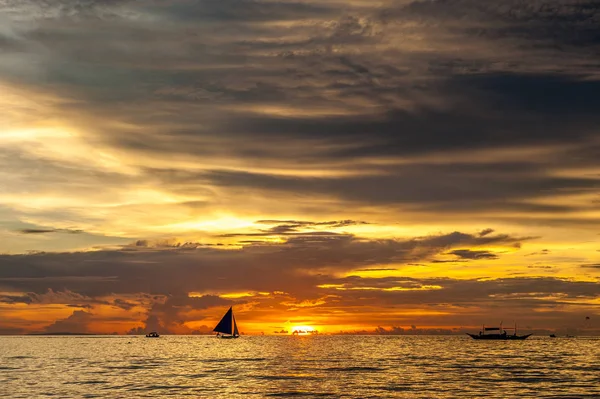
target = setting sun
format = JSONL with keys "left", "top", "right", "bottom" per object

{"left": 291, "top": 326, "right": 318, "bottom": 335}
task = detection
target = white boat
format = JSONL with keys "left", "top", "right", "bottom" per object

{"left": 213, "top": 306, "right": 240, "bottom": 339}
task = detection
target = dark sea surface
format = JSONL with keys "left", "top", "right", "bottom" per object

{"left": 1, "top": 335, "right": 599, "bottom": 398}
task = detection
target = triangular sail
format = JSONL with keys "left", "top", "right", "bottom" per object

{"left": 213, "top": 307, "right": 233, "bottom": 334}
{"left": 233, "top": 314, "right": 239, "bottom": 336}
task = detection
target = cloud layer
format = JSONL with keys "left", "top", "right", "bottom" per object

{"left": 0, "top": 0, "right": 599, "bottom": 333}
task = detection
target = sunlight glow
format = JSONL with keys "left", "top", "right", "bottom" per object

{"left": 188, "top": 291, "right": 270, "bottom": 299}
{"left": 290, "top": 325, "right": 318, "bottom": 335}
{"left": 318, "top": 284, "right": 443, "bottom": 291}
{"left": 161, "top": 216, "right": 256, "bottom": 233}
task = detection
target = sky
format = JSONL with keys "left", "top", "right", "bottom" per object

{"left": 0, "top": 0, "right": 599, "bottom": 335}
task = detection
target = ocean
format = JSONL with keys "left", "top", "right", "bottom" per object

{"left": 1, "top": 335, "right": 598, "bottom": 398}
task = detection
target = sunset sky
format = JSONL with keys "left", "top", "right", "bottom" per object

{"left": 1, "top": 0, "right": 599, "bottom": 335}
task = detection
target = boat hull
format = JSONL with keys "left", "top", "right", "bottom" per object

{"left": 217, "top": 335, "right": 239, "bottom": 339}
{"left": 467, "top": 333, "right": 531, "bottom": 340}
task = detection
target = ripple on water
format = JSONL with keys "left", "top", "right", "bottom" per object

{"left": 127, "top": 384, "right": 195, "bottom": 392}
{"left": 105, "top": 364, "right": 161, "bottom": 370}
{"left": 203, "top": 357, "right": 267, "bottom": 363}
{"left": 256, "top": 374, "right": 322, "bottom": 381}
{"left": 0, "top": 336, "right": 598, "bottom": 399}
{"left": 64, "top": 380, "right": 109, "bottom": 385}
{"left": 325, "top": 366, "right": 386, "bottom": 372}
{"left": 266, "top": 391, "right": 335, "bottom": 397}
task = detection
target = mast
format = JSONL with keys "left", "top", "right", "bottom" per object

{"left": 233, "top": 313, "right": 239, "bottom": 336}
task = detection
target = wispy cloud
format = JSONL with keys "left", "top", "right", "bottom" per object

{"left": 1, "top": 0, "right": 599, "bottom": 333}
{"left": 18, "top": 228, "right": 83, "bottom": 235}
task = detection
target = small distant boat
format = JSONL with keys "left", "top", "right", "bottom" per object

{"left": 549, "top": 334, "right": 556, "bottom": 338}
{"left": 145, "top": 331, "right": 160, "bottom": 338}
{"left": 467, "top": 322, "right": 531, "bottom": 340}
{"left": 213, "top": 306, "right": 240, "bottom": 339}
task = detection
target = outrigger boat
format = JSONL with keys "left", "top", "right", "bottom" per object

{"left": 467, "top": 322, "right": 531, "bottom": 340}
{"left": 213, "top": 306, "right": 240, "bottom": 339}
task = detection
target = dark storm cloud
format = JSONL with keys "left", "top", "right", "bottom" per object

{"left": 18, "top": 229, "right": 57, "bottom": 234}
{"left": 478, "top": 228, "right": 495, "bottom": 237}
{"left": 112, "top": 298, "right": 137, "bottom": 310}
{"left": 0, "top": 230, "right": 531, "bottom": 296}
{"left": 0, "top": 230, "right": 597, "bottom": 333}
{"left": 399, "top": 0, "right": 600, "bottom": 48}
{"left": 316, "top": 275, "right": 600, "bottom": 307}
{"left": 4, "top": 0, "right": 600, "bottom": 196}
{"left": 0, "top": 293, "right": 33, "bottom": 304}
{"left": 0, "top": 289, "right": 109, "bottom": 306}
{"left": 446, "top": 73, "right": 600, "bottom": 118}
{"left": 256, "top": 220, "right": 368, "bottom": 228}
{"left": 18, "top": 228, "right": 83, "bottom": 235}
{"left": 204, "top": 74, "right": 600, "bottom": 164}
{"left": 153, "top": 0, "right": 336, "bottom": 23}
{"left": 448, "top": 249, "right": 499, "bottom": 260}
{"left": 168, "top": 166, "right": 600, "bottom": 212}
{"left": 221, "top": 219, "right": 368, "bottom": 237}
{"left": 355, "top": 268, "right": 399, "bottom": 272}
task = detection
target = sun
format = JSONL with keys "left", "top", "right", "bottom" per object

{"left": 291, "top": 325, "right": 318, "bottom": 335}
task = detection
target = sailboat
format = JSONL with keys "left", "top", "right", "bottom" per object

{"left": 213, "top": 306, "right": 240, "bottom": 339}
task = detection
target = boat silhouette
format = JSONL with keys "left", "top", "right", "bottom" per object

{"left": 467, "top": 322, "right": 531, "bottom": 340}
{"left": 213, "top": 306, "right": 240, "bottom": 339}
{"left": 145, "top": 331, "right": 160, "bottom": 338}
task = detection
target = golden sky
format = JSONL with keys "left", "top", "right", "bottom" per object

{"left": 0, "top": 0, "right": 599, "bottom": 335}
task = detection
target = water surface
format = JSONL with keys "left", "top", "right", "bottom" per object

{"left": 1, "top": 336, "right": 598, "bottom": 398}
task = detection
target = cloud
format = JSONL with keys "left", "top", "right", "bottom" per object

{"left": 0, "top": 229, "right": 531, "bottom": 299}
{"left": 158, "top": 165, "right": 599, "bottom": 218}
{"left": 398, "top": 0, "right": 600, "bottom": 50}
{"left": 220, "top": 219, "right": 368, "bottom": 237}
{"left": 448, "top": 249, "right": 499, "bottom": 260}
{"left": 18, "top": 229, "right": 57, "bottom": 234}
{"left": 1, "top": 0, "right": 600, "bottom": 240}
{"left": 0, "top": 233, "right": 597, "bottom": 333}
{"left": 1, "top": 0, "right": 600, "bottom": 333}
{"left": 43, "top": 310, "right": 94, "bottom": 334}
{"left": 478, "top": 228, "right": 495, "bottom": 237}
{"left": 0, "top": 289, "right": 110, "bottom": 308}
{"left": 18, "top": 228, "right": 83, "bottom": 235}
{"left": 128, "top": 294, "right": 233, "bottom": 334}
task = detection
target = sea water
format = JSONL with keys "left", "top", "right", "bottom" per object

{"left": 0, "top": 335, "right": 598, "bottom": 398}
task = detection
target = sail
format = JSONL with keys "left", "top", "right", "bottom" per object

{"left": 233, "top": 314, "right": 239, "bottom": 336}
{"left": 213, "top": 307, "right": 233, "bottom": 334}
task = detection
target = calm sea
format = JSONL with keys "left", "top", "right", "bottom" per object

{"left": 1, "top": 335, "right": 598, "bottom": 398}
